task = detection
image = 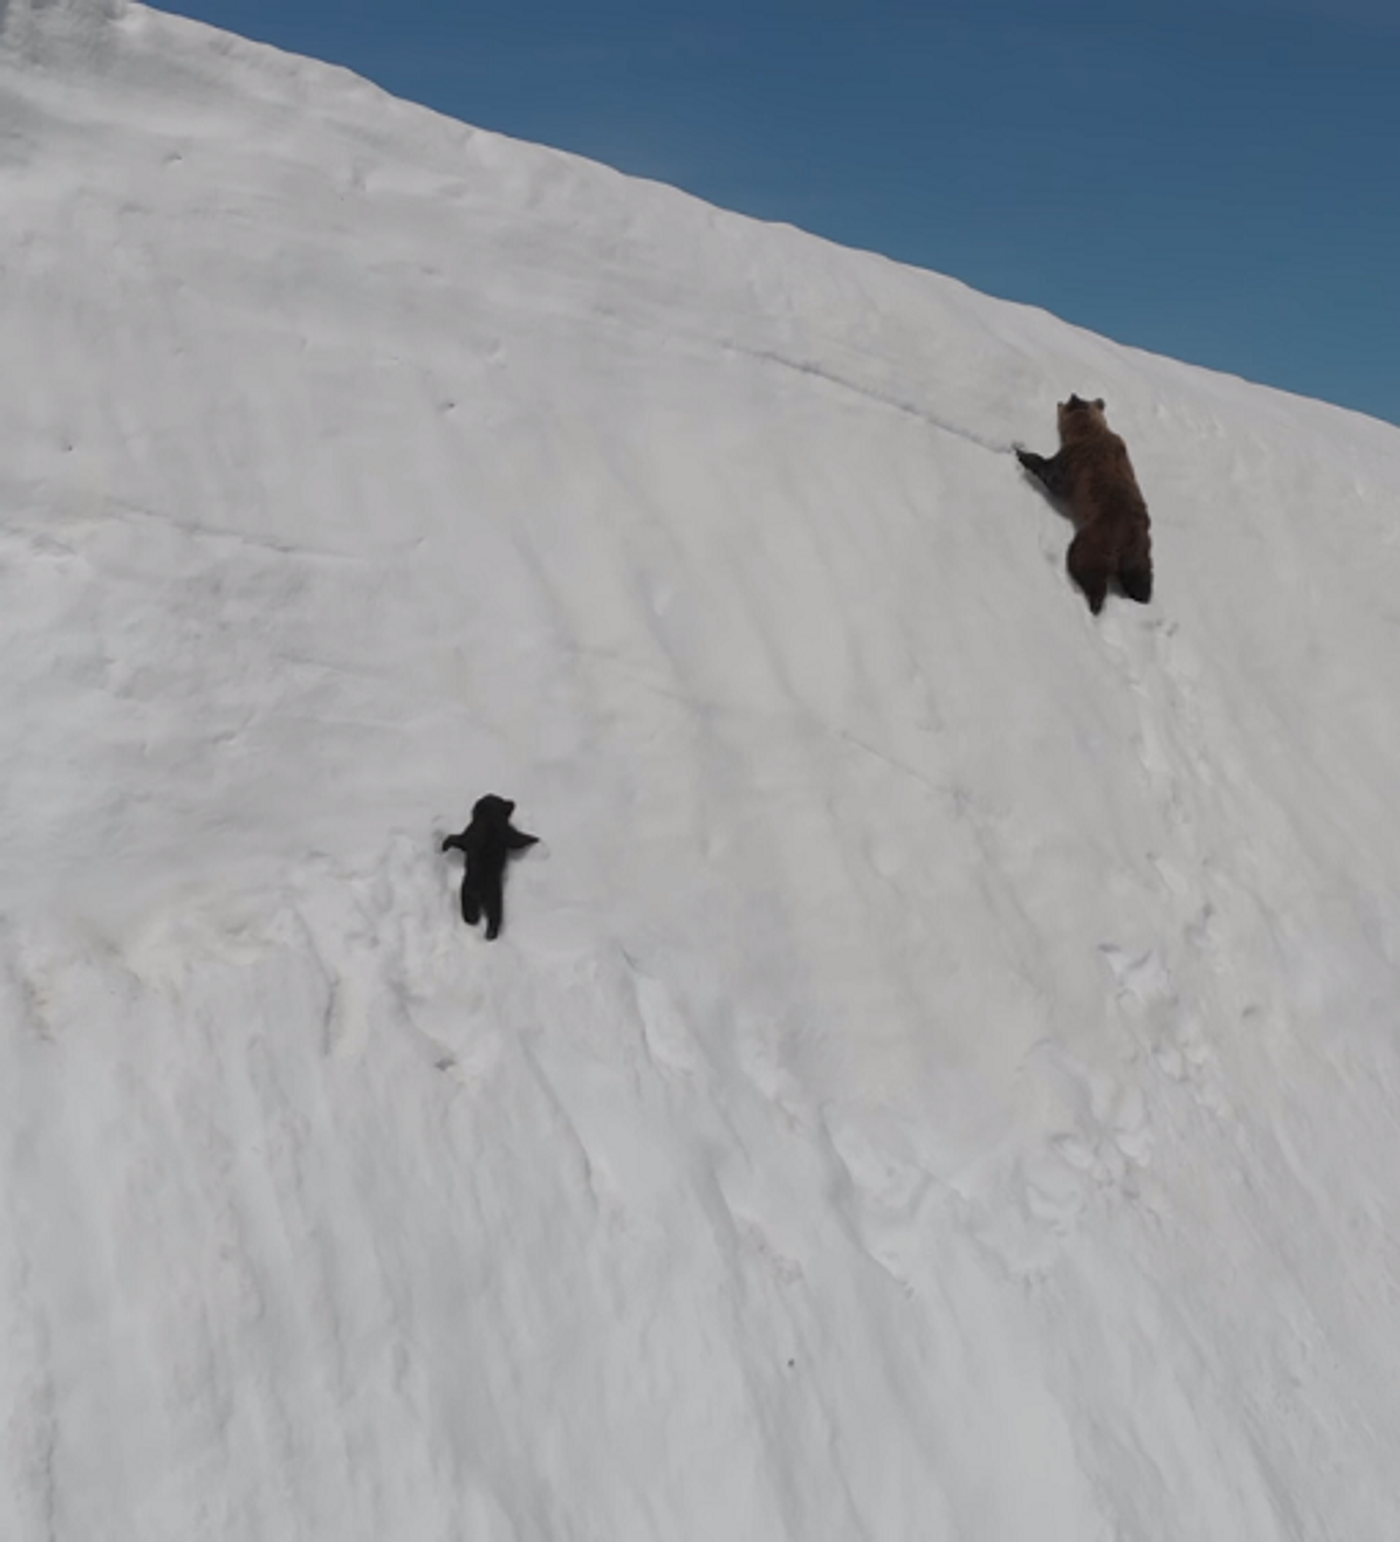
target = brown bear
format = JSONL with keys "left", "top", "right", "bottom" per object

{"left": 1016, "top": 395, "right": 1153, "bottom": 615}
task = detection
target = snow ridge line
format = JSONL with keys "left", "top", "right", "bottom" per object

{"left": 725, "top": 343, "right": 1017, "bottom": 455}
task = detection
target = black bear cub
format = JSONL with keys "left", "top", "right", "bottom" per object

{"left": 441, "top": 795, "right": 539, "bottom": 940}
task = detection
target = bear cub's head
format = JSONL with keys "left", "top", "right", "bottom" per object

{"left": 472, "top": 794, "right": 517, "bottom": 824}
{"left": 1057, "top": 394, "right": 1108, "bottom": 441}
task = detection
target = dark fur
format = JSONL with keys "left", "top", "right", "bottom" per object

{"left": 1016, "top": 395, "right": 1153, "bottom": 615}
{"left": 441, "top": 794, "right": 538, "bottom": 940}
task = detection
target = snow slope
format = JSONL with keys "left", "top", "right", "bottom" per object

{"left": 5, "top": 3, "right": 1400, "bottom": 1537}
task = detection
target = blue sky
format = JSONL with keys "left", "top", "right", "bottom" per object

{"left": 159, "top": 0, "right": 1400, "bottom": 427}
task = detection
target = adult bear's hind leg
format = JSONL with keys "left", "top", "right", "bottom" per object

{"left": 1118, "top": 529, "right": 1153, "bottom": 605}
{"left": 1066, "top": 527, "right": 1110, "bottom": 614}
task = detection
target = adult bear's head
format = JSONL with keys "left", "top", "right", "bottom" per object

{"left": 1057, "top": 394, "right": 1109, "bottom": 442}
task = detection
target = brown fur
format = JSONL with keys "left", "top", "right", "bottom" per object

{"left": 1016, "top": 395, "right": 1153, "bottom": 615}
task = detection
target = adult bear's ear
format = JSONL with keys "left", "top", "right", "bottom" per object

{"left": 1094, "top": 398, "right": 1105, "bottom": 410}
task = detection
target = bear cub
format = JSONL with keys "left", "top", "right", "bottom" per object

{"left": 1016, "top": 395, "right": 1153, "bottom": 615}
{"left": 441, "top": 795, "right": 539, "bottom": 940}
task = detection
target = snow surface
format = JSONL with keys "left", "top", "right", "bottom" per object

{"left": 4, "top": 3, "right": 1400, "bottom": 1537}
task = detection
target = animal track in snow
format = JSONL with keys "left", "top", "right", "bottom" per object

{"left": 624, "top": 953, "right": 702, "bottom": 1078}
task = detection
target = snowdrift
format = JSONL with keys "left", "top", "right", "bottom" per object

{"left": 4, "top": 3, "right": 1400, "bottom": 1537}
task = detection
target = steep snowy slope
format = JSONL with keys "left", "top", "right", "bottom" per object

{"left": 5, "top": 3, "right": 1400, "bottom": 1538}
